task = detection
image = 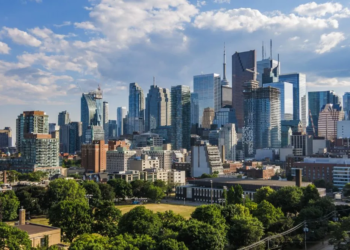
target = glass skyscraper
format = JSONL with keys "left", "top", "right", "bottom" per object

{"left": 190, "top": 93, "right": 199, "bottom": 126}
{"left": 171, "top": 85, "right": 191, "bottom": 150}
{"left": 308, "top": 91, "right": 340, "bottom": 135}
{"left": 263, "top": 82, "right": 293, "bottom": 120}
{"left": 128, "top": 83, "right": 145, "bottom": 133}
{"left": 279, "top": 73, "right": 307, "bottom": 131}
{"left": 193, "top": 73, "right": 220, "bottom": 127}
{"left": 117, "top": 107, "right": 127, "bottom": 136}
{"left": 343, "top": 92, "right": 350, "bottom": 120}
{"left": 257, "top": 58, "right": 279, "bottom": 86}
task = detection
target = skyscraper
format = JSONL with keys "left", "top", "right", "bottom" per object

{"left": 69, "top": 122, "right": 82, "bottom": 154}
{"left": 128, "top": 83, "right": 145, "bottom": 133}
{"left": 232, "top": 50, "right": 257, "bottom": 130}
{"left": 171, "top": 85, "right": 191, "bottom": 150}
{"left": 58, "top": 111, "right": 70, "bottom": 127}
{"left": 117, "top": 107, "right": 127, "bottom": 136}
{"left": 81, "top": 87, "right": 103, "bottom": 142}
{"left": 257, "top": 58, "right": 280, "bottom": 85}
{"left": 190, "top": 93, "right": 199, "bottom": 126}
{"left": 145, "top": 83, "right": 171, "bottom": 131}
{"left": 279, "top": 73, "right": 307, "bottom": 131}
{"left": 318, "top": 104, "right": 344, "bottom": 140}
{"left": 263, "top": 82, "right": 293, "bottom": 120}
{"left": 202, "top": 108, "right": 215, "bottom": 129}
{"left": 16, "top": 111, "right": 49, "bottom": 153}
{"left": 218, "top": 123, "right": 237, "bottom": 162}
{"left": 103, "top": 101, "right": 109, "bottom": 143}
{"left": 343, "top": 92, "right": 350, "bottom": 120}
{"left": 0, "top": 127, "right": 12, "bottom": 148}
{"left": 194, "top": 73, "right": 220, "bottom": 126}
{"left": 215, "top": 45, "right": 232, "bottom": 111}
{"left": 243, "top": 81, "right": 281, "bottom": 157}
{"left": 308, "top": 91, "right": 340, "bottom": 136}
{"left": 58, "top": 111, "right": 70, "bottom": 152}
{"left": 108, "top": 120, "right": 118, "bottom": 140}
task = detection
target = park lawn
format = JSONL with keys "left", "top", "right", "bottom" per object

{"left": 6, "top": 217, "right": 50, "bottom": 226}
{"left": 116, "top": 204, "right": 196, "bottom": 219}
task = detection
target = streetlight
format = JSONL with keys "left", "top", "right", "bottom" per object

{"left": 210, "top": 180, "right": 213, "bottom": 205}
{"left": 85, "top": 194, "right": 93, "bottom": 206}
{"left": 303, "top": 222, "right": 309, "bottom": 250}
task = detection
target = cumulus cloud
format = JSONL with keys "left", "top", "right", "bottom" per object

{"left": 214, "top": 0, "right": 230, "bottom": 3}
{"left": 0, "top": 42, "right": 10, "bottom": 54}
{"left": 1, "top": 27, "right": 42, "bottom": 47}
{"left": 53, "top": 21, "right": 71, "bottom": 28}
{"left": 294, "top": 2, "right": 343, "bottom": 17}
{"left": 193, "top": 8, "right": 338, "bottom": 32}
{"left": 315, "top": 32, "right": 345, "bottom": 54}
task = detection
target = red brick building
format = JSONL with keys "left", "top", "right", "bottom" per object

{"left": 81, "top": 140, "right": 108, "bottom": 173}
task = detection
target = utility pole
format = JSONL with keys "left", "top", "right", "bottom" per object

{"left": 303, "top": 222, "right": 309, "bottom": 250}
{"left": 210, "top": 180, "right": 213, "bottom": 205}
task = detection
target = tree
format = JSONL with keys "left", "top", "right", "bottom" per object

{"left": 227, "top": 186, "right": 235, "bottom": 205}
{"left": 15, "top": 186, "right": 47, "bottom": 215}
{"left": 254, "top": 186, "right": 275, "bottom": 204}
{"left": 154, "top": 180, "right": 167, "bottom": 191}
{"left": 0, "top": 190, "right": 20, "bottom": 221}
{"left": 49, "top": 200, "right": 92, "bottom": 242}
{"left": 46, "top": 179, "right": 87, "bottom": 208}
{"left": 329, "top": 216, "right": 350, "bottom": 249}
{"left": 118, "top": 206, "right": 162, "bottom": 237}
{"left": 0, "top": 222, "right": 32, "bottom": 249}
{"left": 157, "top": 238, "right": 188, "bottom": 250}
{"left": 123, "top": 234, "right": 157, "bottom": 250}
{"left": 98, "top": 183, "right": 115, "bottom": 201}
{"left": 178, "top": 219, "right": 225, "bottom": 250}
{"left": 309, "top": 197, "right": 335, "bottom": 216}
{"left": 107, "top": 179, "right": 133, "bottom": 201}
{"left": 131, "top": 180, "right": 150, "bottom": 198}
{"left": 233, "top": 185, "right": 243, "bottom": 204}
{"left": 268, "top": 186, "right": 304, "bottom": 215}
{"left": 148, "top": 185, "right": 165, "bottom": 202}
{"left": 343, "top": 183, "right": 350, "bottom": 197}
{"left": 7, "top": 170, "right": 20, "bottom": 183}
{"left": 221, "top": 204, "right": 251, "bottom": 225}
{"left": 157, "top": 210, "right": 186, "bottom": 232}
{"left": 301, "top": 184, "right": 320, "bottom": 206}
{"left": 227, "top": 216, "right": 264, "bottom": 249}
{"left": 69, "top": 234, "right": 109, "bottom": 250}
{"left": 82, "top": 181, "right": 102, "bottom": 208}
{"left": 191, "top": 205, "right": 227, "bottom": 234}
{"left": 253, "top": 200, "right": 284, "bottom": 228}
{"left": 93, "top": 201, "right": 121, "bottom": 237}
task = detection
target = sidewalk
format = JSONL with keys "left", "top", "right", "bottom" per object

{"left": 307, "top": 241, "right": 333, "bottom": 250}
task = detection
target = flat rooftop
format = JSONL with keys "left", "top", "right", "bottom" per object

{"left": 15, "top": 223, "right": 59, "bottom": 235}
{"left": 189, "top": 178, "right": 312, "bottom": 187}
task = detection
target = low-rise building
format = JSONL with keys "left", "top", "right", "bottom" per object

{"left": 191, "top": 143, "right": 223, "bottom": 177}
{"left": 142, "top": 147, "right": 172, "bottom": 170}
{"left": 172, "top": 162, "right": 191, "bottom": 177}
{"left": 106, "top": 147, "right": 136, "bottom": 172}
{"left": 129, "top": 154, "right": 160, "bottom": 171}
{"left": 222, "top": 162, "right": 243, "bottom": 175}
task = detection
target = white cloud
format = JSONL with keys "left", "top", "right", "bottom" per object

{"left": 193, "top": 8, "right": 338, "bottom": 32}
{"left": 1, "top": 27, "right": 42, "bottom": 47}
{"left": 74, "top": 21, "right": 97, "bottom": 31}
{"left": 289, "top": 36, "right": 300, "bottom": 41}
{"left": 214, "top": 0, "right": 230, "bottom": 3}
{"left": 308, "top": 77, "right": 350, "bottom": 87}
{"left": 0, "top": 42, "right": 10, "bottom": 54}
{"left": 53, "top": 21, "right": 71, "bottom": 28}
{"left": 294, "top": 2, "right": 343, "bottom": 17}
{"left": 315, "top": 32, "right": 345, "bottom": 54}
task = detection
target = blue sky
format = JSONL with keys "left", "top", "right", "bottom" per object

{"left": 1, "top": 0, "right": 350, "bottom": 140}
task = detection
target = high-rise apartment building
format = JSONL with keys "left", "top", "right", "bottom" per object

{"left": 243, "top": 81, "right": 281, "bottom": 157}
{"left": 81, "top": 87, "right": 103, "bottom": 143}
{"left": 232, "top": 50, "right": 257, "bottom": 130}
{"left": 218, "top": 123, "right": 237, "bottom": 162}
{"left": 202, "top": 108, "right": 215, "bottom": 129}
{"left": 128, "top": 83, "right": 145, "bottom": 134}
{"left": 81, "top": 140, "right": 108, "bottom": 173}
{"left": 59, "top": 122, "right": 82, "bottom": 153}
{"left": 257, "top": 58, "right": 279, "bottom": 86}
{"left": 103, "top": 102, "right": 109, "bottom": 143}
{"left": 318, "top": 104, "right": 344, "bottom": 140}
{"left": 171, "top": 85, "right": 191, "bottom": 150}
{"left": 263, "top": 82, "right": 293, "bottom": 120}
{"left": 145, "top": 84, "right": 171, "bottom": 131}
{"left": 308, "top": 91, "right": 340, "bottom": 136}
{"left": 190, "top": 93, "right": 199, "bottom": 126}
{"left": 0, "top": 127, "right": 12, "bottom": 148}
{"left": 279, "top": 73, "right": 307, "bottom": 131}
{"left": 117, "top": 107, "right": 127, "bottom": 136}
{"left": 193, "top": 73, "right": 220, "bottom": 125}
{"left": 16, "top": 111, "right": 49, "bottom": 153}
{"left": 343, "top": 93, "right": 350, "bottom": 120}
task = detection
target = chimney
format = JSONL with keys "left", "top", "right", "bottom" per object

{"left": 221, "top": 145, "right": 225, "bottom": 164}
{"left": 19, "top": 207, "right": 26, "bottom": 225}
{"left": 295, "top": 169, "right": 302, "bottom": 187}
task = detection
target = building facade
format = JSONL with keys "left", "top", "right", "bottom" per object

{"left": 128, "top": 83, "right": 145, "bottom": 134}
{"left": 212, "top": 108, "right": 237, "bottom": 129}
{"left": 0, "top": 127, "right": 12, "bottom": 148}
{"left": 343, "top": 92, "right": 350, "bottom": 120}
{"left": 117, "top": 107, "right": 127, "bottom": 136}
{"left": 257, "top": 58, "right": 279, "bottom": 86}
{"left": 190, "top": 93, "right": 199, "bottom": 126}
{"left": 106, "top": 147, "right": 137, "bottom": 172}
{"left": 202, "top": 108, "right": 215, "bottom": 129}
{"left": 81, "top": 140, "right": 108, "bottom": 173}
{"left": 218, "top": 123, "right": 237, "bottom": 162}
{"left": 108, "top": 120, "right": 118, "bottom": 140}
{"left": 103, "top": 101, "right": 109, "bottom": 143}
{"left": 191, "top": 144, "right": 223, "bottom": 177}
{"left": 142, "top": 147, "right": 172, "bottom": 170}
{"left": 318, "top": 104, "right": 344, "bottom": 140}
{"left": 337, "top": 120, "right": 350, "bottom": 138}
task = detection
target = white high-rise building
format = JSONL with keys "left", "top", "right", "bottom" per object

{"left": 218, "top": 123, "right": 237, "bottom": 162}
{"left": 117, "top": 107, "right": 127, "bottom": 137}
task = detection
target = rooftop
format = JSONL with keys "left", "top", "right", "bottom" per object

{"left": 15, "top": 223, "right": 59, "bottom": 235}
{"left": 190, "top": 178, "right": 312, "bottom": 187}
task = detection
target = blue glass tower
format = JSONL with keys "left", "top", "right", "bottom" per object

{"left": 128, "top": 82, "right": 145, "bottom": 133}
{"left": 343, "top": 92, "right": 350, "bottom": 120}
{"left": 191, "top": 93, "right": 199, "bottom": 126}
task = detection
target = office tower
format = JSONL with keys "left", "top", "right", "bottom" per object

{"left": 49, "top": 123, "right": 57, "bottom": 133}
{"left": 16, "top": 111, "right": 49, "bottom": 153}
{"left": 291, "top": 132, "right": 313, "bottom": 156}
{"left": 215, "top": 45, "right": 232, "bottom": 111}
{"left": 21, "top": 134, "right": 59, "bottom": 169}
{"left": 103, "top": 101, "right": 109, "bottom": 143}
{"left": 58, "top": 111, "right": 70, "bottom": 127}
{"left": 108, "top": 120, "right": 118, "bottom": 140}
{"left": 81, "top": 87, "right": 103, "bottom": 143}
{"left": 202, "top": 107, "right": 215, "bottom": 129}
{"left": 85, "top": 126, "right": 105, "bottom": 144}
{"left": 133, "top": 132, "right": 164, "bottom": 148}
{"left": 281, "top": 120, "right": 303, "bottom": 147}
{"left": 209, "top": 130, "right": 220, "bottom": 146}
{"left": 212, "top": 108, "right": 237, "bottom": 129}
{"left": 232, "top": 50, "right": 257, "bottom": 130}
{"left": 171, "top": 85, "right": 191, "bottom": 150}
{"left": 194, "top": 73, "right": 220, "bottom": 126}
{"left": 222, "top": 85, "right": 232, "bottom": 108}
{"left": 128, "top": 82, "right": 145, "bottom": 133}
{"left": 0, "top": 127, "right": 12, "bottom": 148}
{"left": 318, "top": 104, "right": 344, "bottom": 140}
{"left": 343, "top": 93, "right": 350, "bottom": 120}
{"left": 81, "top": 140, "right": 108, "bottom": 173}
{"left": 263, "top": 82, "right": 293, "bottom": 120}
{"left": 69, "top": 122, "right": 82, "bottom": 154}
{"left": 145, "top": 84, "right": 171, "bottom": 131}
{"left": 308, "top": 91, "right": 340, "bottom": 136}
{"left": 190, "top": 93, "right": 199, "bottom": 126}
{"left": 117, "top": 107, "right": 127, "bottom": 136}
{"left": 257, "top": 58, "right": 279, "bottom": 86}
{"left": 218, "top": 123, "right": 237, "bottom": 161}
{"left": 279, "top": 73, "right": 307, "bottom": 131}
{"left": 243, "top": 81, "right": 281, "bottom": 157}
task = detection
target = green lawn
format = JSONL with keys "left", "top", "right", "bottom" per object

{"left": 6, "top": 217, "right": 50, "bottom": 226}
{"left": 116, "top": 204, "right": 196, "bottom": 219}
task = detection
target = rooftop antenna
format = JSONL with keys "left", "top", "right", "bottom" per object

{"left": 223, "top": 42, "right": 227, "bottom": 81}
{"left": 153, "top": 76, "right": 155, "bottom": 87}
{"left": 262, "top": 41, "right": 264, "bottom": 60}
{"left": 270, "top": 39, "right": 272, "bottom": 59}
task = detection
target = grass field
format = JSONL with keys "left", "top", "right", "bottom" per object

{"left": 116, "top": 204, "right": 196, "bottom": 219}
{"left": 6, "top": 217, "right": 50, "bottom": 226}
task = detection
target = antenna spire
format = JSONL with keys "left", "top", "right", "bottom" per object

{"left": 153, "top": 76, "right": 155, "bottom": 86}
{"left": 223, "top": 42, "right": 227, "bottom": 81}
{"left": 270, "top": 39, "right": 272, "bottom": 59}
{"left": 262, "top": 41, "right": 264, "bottom": 60}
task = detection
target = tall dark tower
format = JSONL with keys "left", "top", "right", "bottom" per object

{"left": 232, "top": 50, "right": 256, "bottom": 130}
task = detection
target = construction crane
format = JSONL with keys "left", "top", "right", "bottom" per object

{"left": 309, "top": 109, "right": 316, "bottom": 135}
{"left": 245, "top": 68, "right": 259, "bottom": 79}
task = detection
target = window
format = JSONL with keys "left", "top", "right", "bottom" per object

{"left": 40, "top": 237, "right": 46, "bottom": 247}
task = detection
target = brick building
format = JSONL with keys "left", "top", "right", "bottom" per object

{"left": 223, "top": 162, "right": 243, "bottom": 174}
{"left": 81, "top": 140, "right": 108, "bottom": 173}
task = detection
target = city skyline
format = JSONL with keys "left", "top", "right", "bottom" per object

{"left": 1, "top": 0, "right": 350, "bottom": 140}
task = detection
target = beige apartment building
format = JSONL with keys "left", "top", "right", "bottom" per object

{"left": 129, "top": 154, "right": 160, "bottom": 171}
{"left": 106, "top": 147, "right": 136, "bottom": 172}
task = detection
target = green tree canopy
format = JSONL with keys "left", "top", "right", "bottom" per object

{"left": 148, "top": 185, "right": 165, "bottom": 202}
{"left": 98, "top": 183, "right": 115, "bottom": 201}
{"left": 253, "top": 200, "right": 284, "bottom": 228}
{"left": 123, "top": 234, "right": 157, "bottom": 250}
{"left": 118, "top": 206, "right": 162, "bottom": 237}
{"left": 343, "top": 183, "right": 350, "bottom": 197}
{"left": 178, "top": 219, "right": 225, "bottom": 250}
{"left": 309, "top": 196, "right": 335, "bottom": 216}
{"left": 268, "top": 186, "right": 304, "bottom": 215}
{"left": 15, "top": 186, "right": 47, "bottom": 215}
{"left": 329, "top": 216, "right": 350, "bottom": 249}
{"left": 254, "top": 186, "right": 275, "bottom": 204}
{"left": 0, "top": 190, "right": 20, "bottom": 221}
{"left": 157, "top": 210, "right": 186, "bottom": 232}
{"left": 227, "top": 186, "right": 235, "bottom": 205}
{"left": 107, "top": 179, "right": 133, "bottom": 201}
{"left": 82, "top": 181, "right": 102, "bottom": 208}
{"left": 157, "top": 238, "right": 188, "bottom": 250}
{"left": 130, "top": 180, "right": 151, "bottom": 198}
{"left": 221, "top": 204, "right": 251, "bottom": 225}
{"left": 92, "top": 201, "right": 121, "bottom": 237}
{"left": 153, "top": 180, "right": 167, "bottom": 191}
{"left": 234, "top": 185, "right": 243, "bottom": 204}
{"left": 0, "top": 222, "right": 32, "bottom": 249}
{"left": 69, "top": 234, "right": 109, "bottom": 250}
{"left": 49, "top": 200, "right": 92, "bottom": 242}
{"left": 191, "top": 205, "right": 227, "bottom": 233}
{"left": 301, "top": 184, "right": 320, "bottom": 206}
